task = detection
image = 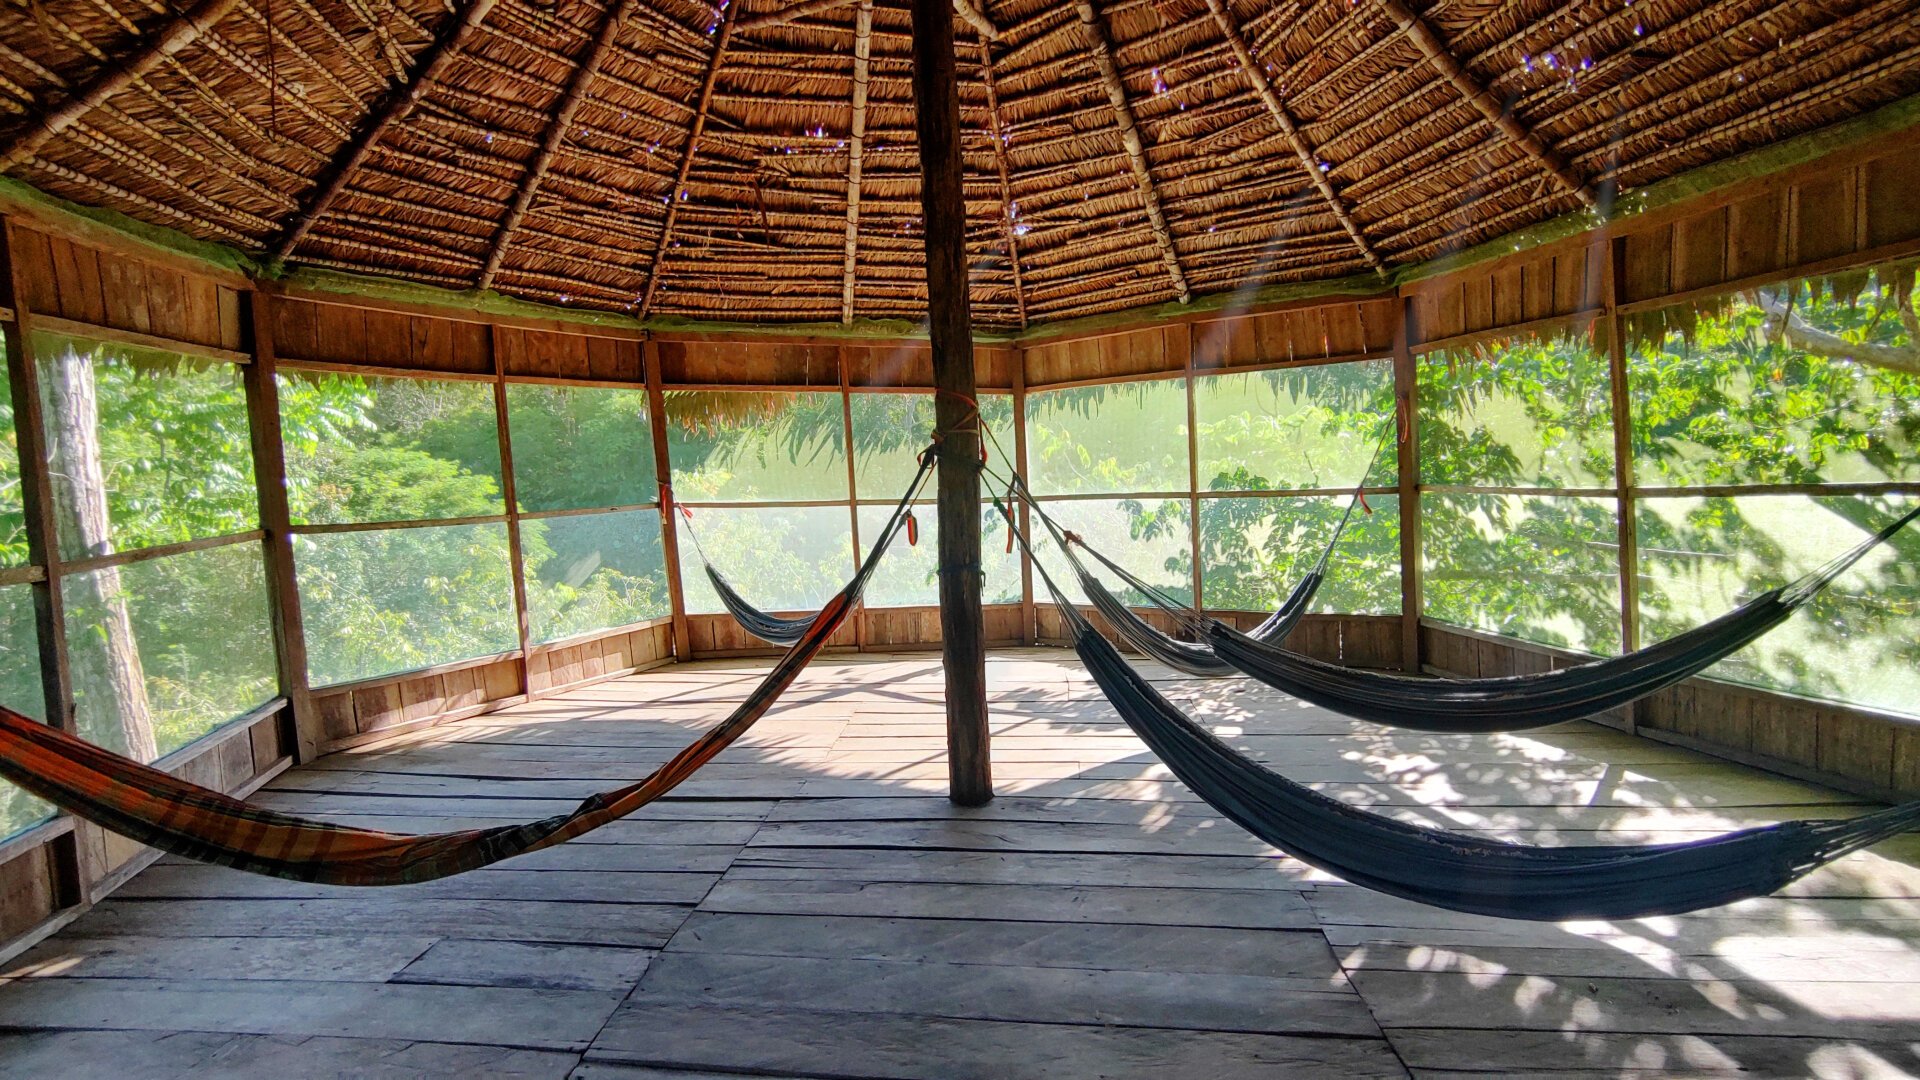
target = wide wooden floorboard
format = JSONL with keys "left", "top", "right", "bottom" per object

{"left": 4, "top": 648, "right": 1917, "bottom": 1078}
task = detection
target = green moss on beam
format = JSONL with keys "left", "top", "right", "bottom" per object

{"left": 0, "top": 175, "right": 261, "bottom": 278}
{"left": 276, "top": 266, "right": 645, "bottom": 331}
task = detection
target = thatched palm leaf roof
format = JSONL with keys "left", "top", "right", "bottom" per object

{"left": 1, "top": 0, "right": 1914, "bottom": 329}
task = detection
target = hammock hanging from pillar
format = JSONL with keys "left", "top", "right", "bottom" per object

{"left": 1008, "top": 425, "right": 1389, "bottom": 678}
{"left": 1031, "top": 476, "right": 1919, "bottom": 732}
{"left": 0, "top": 453, "right": 936, "bottom": 886}
{"left": 1000, "top": 500, "right": 1920, "bottom": 920}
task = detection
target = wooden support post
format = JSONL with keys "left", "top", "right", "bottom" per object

{"left": 241, "top": 290, "right": 319, "bottom": 761}
{"left": 490, "top": 328, "right": 533, "bottom": 691}
{"left": 644, "top": 340, "right": 693, "bottom": 660}
{"left": 912, "top": 0, "right": 991, "bottom": 806}
{"left": 1185, "top": 325, "right": 1204, "bottom": 613}
{"left": 1012, "top": 350, "right": 1034, "bottom": 645}
{"left": 1, "top": 218, "right": 84, "bottom": 919}
{"left": 839, "top": 347, "right": 869, "bottom": 650}
{"left": 1604, "top": 236, "right": 1641, "bottom": 733}
{"left": 0, "top": 221, "right": 75, "bottom": 731}
{"left": 840, "top": 2, "right": 872, "bottom": 324}
{"left": 1392, "top": 298, "right": 1422, "bottom": 673}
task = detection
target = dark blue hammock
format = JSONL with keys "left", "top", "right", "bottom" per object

{"left": 704, "top": 567, "right": 819, "bottom": 647}
{"left": 1011, "top": 521, "right": 1920, "bottom": 920}
{"left": 1054, "top": 492, "right": 1919, "bottom": 732}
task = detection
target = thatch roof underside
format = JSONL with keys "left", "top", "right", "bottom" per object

{"left": 1, "top": 0, "right": 1915, "bottom": 329}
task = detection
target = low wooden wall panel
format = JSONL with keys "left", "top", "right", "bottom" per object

{"left": 1422, "top": 621, "right": 1919, "bottom": 799}
{"left": 528, "top": 621, "right": 672, "bottom": 694}
{"left": 687, "top": 611, "right": 858, "bottom": 656}
{"left": 861, "top": 604, "right": 1023, "bottom": 649}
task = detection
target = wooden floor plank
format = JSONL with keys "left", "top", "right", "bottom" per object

{"left": 0, "top": 977, "right": 625, "bottom": 1049}
{"left": 585, "top": 1001, "right": 1408, "bottom": 1080}
{"left": 633, "top": 950, "right": 1378, "bottom": 1036}
{"left": 662, "top": 910, "right": 1343, "bottom": 978}
{"left": 696, "top": 877, "right": 1317, "bottom": 928}
{"left": 393, "top": 939, "right": 655, "bottom": 992}
{"left": 0, "top": 1030, "right": 578, "bottom": 1079}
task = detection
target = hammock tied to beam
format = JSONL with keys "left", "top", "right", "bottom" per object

{"left": 0, "top": 450, "right": 938, "bottom": 886}
{"left": 995, "top": 491, "right": 1920, "bottom": 920}
{"left": 678, "top": 506, "right": 824, "bottom": 647}
{"left": 995, "top": 422, "right": 1391, "bottom": 678}
{"left": 1020, "top": 471, "right": 1920, "bottom": 733}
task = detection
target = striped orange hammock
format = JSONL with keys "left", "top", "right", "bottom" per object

{"left": 0, "top": 453, "right": 934, "bottom": 886}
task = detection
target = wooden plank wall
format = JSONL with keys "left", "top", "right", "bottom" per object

{"left": 10, "top": 228, "right": 245, "bottom": 351}
{"left": 1404, "top": 140, "right": 1920, "bottom": 346}
{"left": 269, "top": 296, "right": 490, "bottom": 375}
{"left": 309, "top": 621, "right": 677, "bottom": 753}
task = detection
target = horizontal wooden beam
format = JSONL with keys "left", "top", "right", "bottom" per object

{"left": 29, "top": 313, "right": 252, "bottom": 365}
{"left": 1073, "top": 0, "right": 1190, "bottom": 304}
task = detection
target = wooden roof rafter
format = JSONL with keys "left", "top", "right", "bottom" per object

{"left": 1071, "top": 0, "right": 1192, "bottom": 305}
{"left": 976, "top": 32, "right": 1028, "bottom": 329}
{"left": 0, "top": 0, "right": 246, "bottom": 171}
{"left": 840, "top": 0, "right": 873, "bottom": 323}
{"left": 741, "top": 0, "right": 997, "bottom": 39}
{"left": 1373, "top": 0, "right": 1600, "bottom": 211}
{"left": 477, "top": 0, "right": 646, "bottom": 291}
{"left": 270, "top": 0, "right": 502, "bottom": 261}
{"left": 1202, "top": 0, "right": 1386, "bottom": 279}
{"left": 635, "top": 0, "right": 741, "bottom": 319}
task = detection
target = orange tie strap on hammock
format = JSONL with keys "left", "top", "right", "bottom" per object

{"left": 0, "top": 590, "right": 856, "bottom": 886}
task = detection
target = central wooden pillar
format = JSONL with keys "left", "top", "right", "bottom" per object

{"left": 910, "top": 0, "right": 991, "bottom": 806}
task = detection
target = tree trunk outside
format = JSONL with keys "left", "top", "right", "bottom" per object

{"left": 43, "top": 344, "right": 156, "bottom": 762}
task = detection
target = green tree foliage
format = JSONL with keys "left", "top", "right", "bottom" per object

{"left": 1417, "top": 336, "right": 1622, "bottom": 653}
{"left": 1628, "top": 275, "right": 1920, "bottom": 711}
{"left": 1190, "top": 365, "right": 1398, "bottom": 612}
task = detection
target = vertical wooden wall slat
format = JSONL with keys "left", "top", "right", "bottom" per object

{"left": 1184, "top": 324, "right": 1203, "bottom": 610}
{"left": 489, "top": 327, "right": 532, "bottom": 691}
{"left": 1392, "top": 297, "right": 1421, "bottom": 672}
{"left": 1012, "top": 347, "right": 1034, "bottom": 644}
{"left": 644, "top": 340, "right": 693, "bottom": 659}
{"left": 1604, "top": 236, "right": 1642, "bottom": 733}
{"left": 242, "top": 290, "right": 319, "bottom": 761}
{"left": 840, "top": 346, "right": 869, "bottom": 650}
{"left": 0, "top": 222, "right": 74, "bottom": 730}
